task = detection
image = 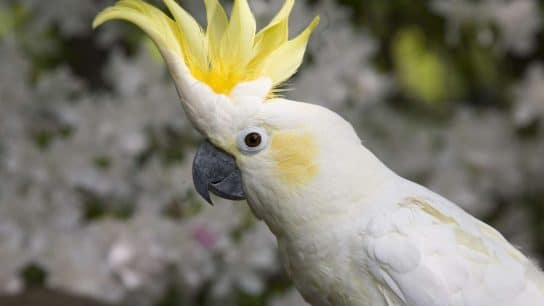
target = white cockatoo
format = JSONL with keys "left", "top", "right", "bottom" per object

{"left": 93, "top": 1, "right": 544, "bottom": 305}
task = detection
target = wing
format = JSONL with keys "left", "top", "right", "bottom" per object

{"left": 363, "top": 187, "right": 544, "bottom": 306}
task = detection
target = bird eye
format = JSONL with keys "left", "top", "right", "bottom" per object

{"left": 237, "top": 127, "right": 268, "bottom": 154}
{"left": 245, "top": 132, "right": 262, "bottom": 147}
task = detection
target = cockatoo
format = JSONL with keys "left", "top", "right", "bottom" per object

{"left": 93, "top": 1, "right": 544, "bottom": 305}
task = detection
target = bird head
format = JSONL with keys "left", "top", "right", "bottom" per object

{"left": 94, "top": 0, "right": 388, "bottom": 233}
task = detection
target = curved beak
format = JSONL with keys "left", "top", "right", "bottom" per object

{"left": 192, "top": 141, "right": 247, "bottom": 205}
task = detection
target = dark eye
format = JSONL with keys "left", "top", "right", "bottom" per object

{"left": 237, "top": 127, "right": 269, "bottom": 154}
{"left": 244, "top": 132, "right": 262, "bottom": 147}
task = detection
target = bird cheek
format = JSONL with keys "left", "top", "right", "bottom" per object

{"left": 270, "top": 131, "right": 319, "bottom": 187}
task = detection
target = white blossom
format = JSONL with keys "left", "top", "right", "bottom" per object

{"left": 513, "top": 64, "right": 544, "bottom": 125}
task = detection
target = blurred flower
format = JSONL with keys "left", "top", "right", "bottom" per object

{"left": 269, "top": 289, "right": 309, "bottom": 306}
{"left": 513, "top": 63, "right": 544, "bottom": 126}
{"left": 431, "top": 0, "right": 542, "bottom": 55}
{"left": 289, "top": 0, "right": 390, "bottom": 111}
{"left": 212, "top": 223, "right": 278, "bottom": 297}
{"left": 19, "top": 0, "right": 112, "bottom": 37}
{"left": 490, "top": 0, "right": 542, "bottom": 55}
{"left": 428, "top": 108, "right": 523, "bottom": 216}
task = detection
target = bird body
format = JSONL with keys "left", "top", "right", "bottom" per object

{"left": 93, "top": 1, "right": 544, "bottom": 305}
{"left": 275, "top": 172, "right": 544, "bottom": 306}
{"left": 241, "top": 100, "right": 544, "bottom": 306}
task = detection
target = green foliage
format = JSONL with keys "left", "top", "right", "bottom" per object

{"left": 155, "top": 284, "right": 185, "bottom": 306}
{"left": 82, "top": 194, "right": 135, "bottom": 222}
{"left": 161, "top": 192, "right": 204, "bottom": 220}
{"left": 20, "top": 264, "right": 47, "bottom": 288}
{"left": 0, "top": 4, "right": 27, "bottom": 39}
{"left": 337, "top": 0, "right": 544, "bottom": 110}
{"left": 392, "top": 27, "right": 464, "bottom": 106}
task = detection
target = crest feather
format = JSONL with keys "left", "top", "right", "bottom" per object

{"left": 93, "top": 0, "right": 319, "bottom": 96}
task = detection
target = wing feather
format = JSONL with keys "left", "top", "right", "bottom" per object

{"left": 364, "top": 191, "right": 544, "bottom": 306}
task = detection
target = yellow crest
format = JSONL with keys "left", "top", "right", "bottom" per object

{"left": 93, "top": 0, "right": 319, "bottom": 95}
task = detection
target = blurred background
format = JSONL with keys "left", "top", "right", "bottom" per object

{"left": 1, "top": 0, "right": 544, "bottom": 305}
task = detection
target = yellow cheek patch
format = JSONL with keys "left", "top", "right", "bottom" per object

{"left": 270, "top": 131, "right": 318, "bottom": 187}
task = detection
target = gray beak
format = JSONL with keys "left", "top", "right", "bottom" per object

{"left": 192, "top": 141, "right": 247, "bottom": 205}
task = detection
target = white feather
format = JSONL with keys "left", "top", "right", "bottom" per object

{"left": 234, "top": 100, "right": 544, "bottom": 306}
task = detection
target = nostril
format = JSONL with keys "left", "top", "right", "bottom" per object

{"left": 210, "top": 179, "right": 223, "bottom": 185}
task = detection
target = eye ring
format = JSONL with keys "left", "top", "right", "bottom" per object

{"left": 237, "top": 127, "right": 269, "bottom": 154}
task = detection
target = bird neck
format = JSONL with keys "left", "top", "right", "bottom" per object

{"left": 250, "top": 144, "right": 397, "bottom": 240}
